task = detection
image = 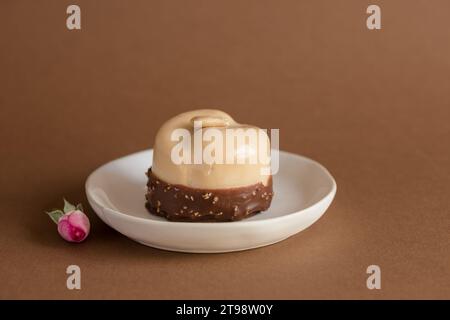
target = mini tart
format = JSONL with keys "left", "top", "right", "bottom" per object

{"left": 145, "top": 169, "right": 273, "bottom": 222}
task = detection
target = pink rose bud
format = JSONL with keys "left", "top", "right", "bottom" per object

{"left": 46, "top": 199, "right": 90, "bottom": 243}
{"left": 57, "top": 210, "right": 90, "bottom": 242}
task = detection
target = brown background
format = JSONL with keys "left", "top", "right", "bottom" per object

{"left": 0, "top": 0, "right": 449, "bottom": 299}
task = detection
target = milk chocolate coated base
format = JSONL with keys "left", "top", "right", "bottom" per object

{"left": 145, "top": 169, "right": 273, "bottom": 222}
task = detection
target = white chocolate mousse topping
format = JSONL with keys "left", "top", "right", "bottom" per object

{"left": 152, "top": 109, "right": 271, "bottom": 189}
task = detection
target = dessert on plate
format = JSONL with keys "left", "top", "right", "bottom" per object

{"left": 145, "top": 109, "right": 273, "bottom": 222}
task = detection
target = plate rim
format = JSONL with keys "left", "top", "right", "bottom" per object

{"left": 85, "top": 149, "right": 337, "bottom": 227}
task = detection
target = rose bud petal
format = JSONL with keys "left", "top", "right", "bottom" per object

{"left": 57, "top": 210, "right": 90, "bottom": 243}
{"left": 46, "top": 199, "right": 90, "bottom": 243}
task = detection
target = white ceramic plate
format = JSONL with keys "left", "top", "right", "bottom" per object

{"left": 85, "top": 150, "right": 336, "bottom": 253}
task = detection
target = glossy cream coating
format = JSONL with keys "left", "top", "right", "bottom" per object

{"left": 152, "top": 109, "right": 271, "bottom": 189}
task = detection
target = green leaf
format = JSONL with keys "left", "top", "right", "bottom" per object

{"left": 76, "top": 203, "right": 84, "bottom": 211}
{"left": 63, "top": 198, "right": 76, "bottom": 213}
{"left": 46, "top": 210, "right": 64, "bottom": 224}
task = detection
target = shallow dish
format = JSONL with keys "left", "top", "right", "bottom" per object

{"left": 85, "top": 149, "right": 336, "bottom": 253}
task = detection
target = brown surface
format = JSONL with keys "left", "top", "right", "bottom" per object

{"left": 0, "top": 0, "right": 449, "bottom": 299}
